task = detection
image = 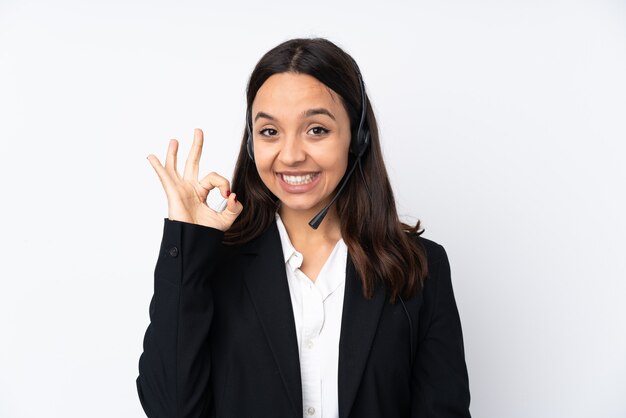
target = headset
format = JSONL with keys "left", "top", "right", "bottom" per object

{"left": 244, "top": 61, "right": 415, "bottom": 362}
{"left": 245, "top": 59, "right": 371, "bottom": 229}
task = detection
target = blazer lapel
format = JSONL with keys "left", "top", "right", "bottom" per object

{"left": 338, "top": 256, "right": 386, "bottom": 418}
{"left": 240, "top": 221, "right": 303, "bottom": 417}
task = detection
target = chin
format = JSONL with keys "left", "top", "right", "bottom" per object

{"left": 277, "top": 195, "right": 330, "bottom": 214}
{"left": 279, "top": 200, "right": 323, "bottom": 213}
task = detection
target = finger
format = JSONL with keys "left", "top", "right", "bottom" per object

{"left": 198, "top": 172, "right": 231, "bottom": 198}
{"left": 147, "top": 154, "right": 175, "bottom": 192}
{"left": 183, "top": 128, "right": 203, "bottom": 180}
{"left": 221, "top": 192, "right": 244, "bottom": 221}
{"left": 164, "top": 139, "right": 180, "bottom": 180}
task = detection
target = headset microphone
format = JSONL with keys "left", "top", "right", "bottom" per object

{"left": 308, "top": 152, "right": 361, "bottom": 229}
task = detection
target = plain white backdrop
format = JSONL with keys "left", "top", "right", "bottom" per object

{"left": 1, "top": 0, "right": 625, "bottom": 417}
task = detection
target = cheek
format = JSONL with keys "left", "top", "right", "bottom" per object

{"left": 317, "top": 145, "right": 350, "bottom": 172}
{"left": 252, "top": 151, "right": 281, "bottom": 192}
{"left": 253, "top": 149, "right": 274, "bottom": 174}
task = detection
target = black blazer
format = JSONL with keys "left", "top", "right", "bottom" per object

{"left": 136, "top": 219, "right": 471, "bottom": 418}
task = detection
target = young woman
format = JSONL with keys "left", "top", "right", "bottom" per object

{"left": 137, "top": 37, "right": 471, "bottom": 418}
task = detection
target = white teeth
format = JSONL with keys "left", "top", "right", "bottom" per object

{"left": 281, "top": 173, "right": 317, "bottom": 185}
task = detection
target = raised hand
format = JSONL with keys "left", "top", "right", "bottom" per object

{"left": 147, "top": 128, "right": 243, "bottom": 231}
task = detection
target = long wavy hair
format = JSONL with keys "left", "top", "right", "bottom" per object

{"left": 224, "top": 38, "right": 428, "bottom": 302}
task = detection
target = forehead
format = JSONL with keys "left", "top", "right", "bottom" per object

{"left": 252, "top": 72, "right": 345, "bottom": 114}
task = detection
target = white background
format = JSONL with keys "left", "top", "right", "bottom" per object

{"left": 1, "top": 1, "right": 625, "bottom": 417}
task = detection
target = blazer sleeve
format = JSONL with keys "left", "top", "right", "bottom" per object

{"left": 411, "top": 243, "right": 471, "bottom": 417}
{"left": 136, "top": 219, "right": 225, "bottom": 418}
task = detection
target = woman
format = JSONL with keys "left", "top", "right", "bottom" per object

{"left": 137, "top": 37, "right": 471, "bottom": 418}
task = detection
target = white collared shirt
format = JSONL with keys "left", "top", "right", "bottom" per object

{"left": 275, "top": 213, "right": 347, "bottom": 418}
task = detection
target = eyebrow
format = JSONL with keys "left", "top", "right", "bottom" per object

{"left": 304, "top": 108, "right": 336, "bottom": 120}
{"left": 254, "top": 112, "right": 276, "bottom": 122}
{"left": 254, "top": 107, "right": 336, "bottom": 122}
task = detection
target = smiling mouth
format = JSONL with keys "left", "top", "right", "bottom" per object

{"left": 280, "top": 173, "right": 320, "bottom": 185}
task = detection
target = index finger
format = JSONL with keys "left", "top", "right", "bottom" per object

{"left": 198, "top": 172, "right": 231, "bottom": 199}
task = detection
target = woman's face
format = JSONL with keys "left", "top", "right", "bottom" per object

{"left": 251, "top": 72, "right": 352, "bottom": 216}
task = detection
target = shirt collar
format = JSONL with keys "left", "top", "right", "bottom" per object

{"left": 275, "top": 212, "right": 303, "bottom": 271}
{"left": 275, "top": 213, "right": 348, "bottom": 299}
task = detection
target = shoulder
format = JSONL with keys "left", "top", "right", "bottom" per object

{"left": 413, "top": 234, "right": 449, "bottom": 266}
{"left": 411, "top": 234, "right": 454, "bottom": 302}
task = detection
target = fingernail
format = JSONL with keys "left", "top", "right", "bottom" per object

{"left": 233, "top": 194, "right": 237, "bottom": 203}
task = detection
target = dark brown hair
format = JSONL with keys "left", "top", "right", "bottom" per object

{"left": 225, "top": 38, "right": 427, "bottom": 302}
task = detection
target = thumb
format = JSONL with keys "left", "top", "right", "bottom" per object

{"left": 220, "top": 192, "right": 243, "bottom": 223}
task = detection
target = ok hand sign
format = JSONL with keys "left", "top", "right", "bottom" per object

{"left": 147, "top": 128, "right": 243, "bottom": 231}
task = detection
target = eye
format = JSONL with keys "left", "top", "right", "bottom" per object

{"left": 259, "top": 128, "right": 278, "bottom": 137}
{"left": 308, "top": 126, "right": 330, "bottom": 136}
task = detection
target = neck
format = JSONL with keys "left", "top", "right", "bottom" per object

{"left": 278, "top": 205, "right": 342, "bottom": 246}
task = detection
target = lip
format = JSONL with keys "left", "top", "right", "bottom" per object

{"left": 276, "top": 172, "right": 321, "bottom": 194}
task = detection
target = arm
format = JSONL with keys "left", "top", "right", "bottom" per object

{"left": 136, "top": 219, "right": 225, "bottom": 418}
{"left": 411, "top": 243, "right": 471, "bottom": 417}
{"left": 138, "top": 129, "right": 242, "bottom": 416}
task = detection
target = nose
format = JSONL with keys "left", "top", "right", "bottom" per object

{"left": 278, "top": 133, "right": 306, "bottom": 165}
